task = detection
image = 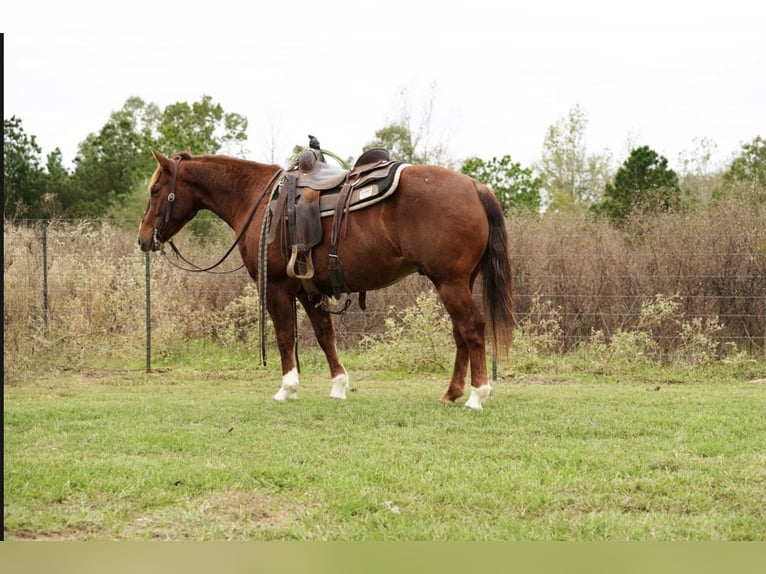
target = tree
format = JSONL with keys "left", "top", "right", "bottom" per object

{"left": 536, "top": 104, "right": 612, "bottom": 213}
{"left": 155, "top": 95, "right": 248, "bottom": 156}
{"left": 69, "top": 97, "right": 158, "bottom": 216}
{"left": 364, "top": 85, "right": 452, "bottom": 166}
{"left": 3, "top": 116, "right": 60, "bottom": 220}
{"left": 68, "top": 95, "right": 248, "bottom": 218}
{"left": 593, "top": 145, "right": 681, "bottom": 225}
{"left": 40, "top": 149, "right": 76, "bottom": 219}
{"left": 366, "top": 123, "right": 420, "bottom": 164}
{"left": 677, "top": 136, "right": 722, "bottom": 208}
{"left": 719, "top": 136, "right": 766, "bottom": 202}
{"left": 460, "top": 155, "right": 542, "bottom": 214}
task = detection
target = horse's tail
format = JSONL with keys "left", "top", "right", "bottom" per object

{"left": 475, "top": 182, "right": 514, "bottom": 357}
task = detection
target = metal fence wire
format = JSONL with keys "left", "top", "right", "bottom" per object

{"left": 3, "top": 213, "right": 766, "bottom": 374}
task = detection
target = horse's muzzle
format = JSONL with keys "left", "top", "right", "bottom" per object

{"left": 137, "top": 228, "right": 161, "bottom": 252}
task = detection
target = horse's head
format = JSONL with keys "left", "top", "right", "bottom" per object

{"left": 137, "top": 150, "right": 199, "bottom": 252}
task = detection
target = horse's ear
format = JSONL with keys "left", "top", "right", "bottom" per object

{"left": 152, "top": 150, "right": 172, "bottom": 170}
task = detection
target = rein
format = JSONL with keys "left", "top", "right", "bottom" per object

{"left": 159, "top": 158, "right": 283, "bottom": 274}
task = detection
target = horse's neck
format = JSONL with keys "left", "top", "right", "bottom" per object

{"left": 193, "top": 159, "right": 277, "bottom": 232}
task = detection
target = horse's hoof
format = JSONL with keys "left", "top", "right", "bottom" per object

{"left": 329, "top": 373, "right": 349, "bottom": 400}
{"left": 273, "top": 389, "right": 297, "bottom": 401}
{"left": 464, "top": 384, "right": 491, "bottom": 410}
{"left": 274, "top": 369, "right": 299, "bottom": 401}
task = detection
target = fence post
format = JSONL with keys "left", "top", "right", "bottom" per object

{"left": 145, "top": 252, "right": 152, "bottom": 372}
{"left": 42, "top": 220, "right": 49, "bottom": 327}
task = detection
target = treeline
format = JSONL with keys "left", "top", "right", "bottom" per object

{"left": 4, "top": 97, "right": 765, "bottom": 227}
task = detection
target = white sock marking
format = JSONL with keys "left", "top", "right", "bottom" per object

{"left": 464, "top": 384, "right": 491, "bottom": 410}
{"left": 329, "top": 372, "right": 349, "bottom": 400}
{"left": 273, "top": 368, "right": 299, "bottom": 401}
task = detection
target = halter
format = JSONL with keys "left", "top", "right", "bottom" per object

{"left": 155, "top": 154, "right": 283, "bottom": 274}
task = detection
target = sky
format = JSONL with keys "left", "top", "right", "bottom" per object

{"left": 4, "top": 0, "right": 765, "bottom": 172}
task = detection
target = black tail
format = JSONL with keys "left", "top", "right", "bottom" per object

{"left": 476, "top": 182, "right": 514, "bottom": 356}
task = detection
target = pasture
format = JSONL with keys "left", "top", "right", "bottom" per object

{"left": 4, "top": 346, "right": 765, "bottom": 541}
{"left": 4, "top": 204, "right": 765, "bottom": 541}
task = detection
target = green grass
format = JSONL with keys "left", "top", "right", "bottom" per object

{"left": 4, "top": 348, "right": 766, "bottom": 540}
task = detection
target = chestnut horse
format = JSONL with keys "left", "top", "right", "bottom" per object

{"left": 137, "top": 150, "right": 513, "bottom": 409}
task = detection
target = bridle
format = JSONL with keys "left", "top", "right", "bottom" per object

{"left": 151, "top": 156, "right": 180, "bottom": 252}
{"left": 154, "top": 155, "right": 283, "bottom": 274}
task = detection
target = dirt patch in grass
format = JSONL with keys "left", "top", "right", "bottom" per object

{"left": 116, "top": 490, "right": 300, "bottom": 540}
{"left": 5, "top": 491, "right": 302, "bottom": 541}
{"left": 516, "top": 374, "right": 579, "bottom": 385}
{"left": 5, "top": 522, "right": 110, "bottom": 541}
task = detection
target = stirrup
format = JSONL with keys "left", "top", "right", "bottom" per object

{"left": 287, "top": 245, "right": 315, "bottom": 279}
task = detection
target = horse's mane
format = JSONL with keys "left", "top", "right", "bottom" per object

{"left": 173, "top": 150, "right": 269, "bottom": 169}
{"left": 172, "top": 151, "right": 279, "bottom": 194}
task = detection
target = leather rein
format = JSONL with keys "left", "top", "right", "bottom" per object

{"left": 156, "top": 156, "right": 282, "bottom": 274}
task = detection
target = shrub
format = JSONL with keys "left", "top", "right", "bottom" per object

{"left": 576, "top": 294, "right": 730, "bottom": 369}
{"left": 509, "top": 199, "right": 765, "bottom": 354}
{"left": 358, "top": 291, "right": 453, "bottom": 373}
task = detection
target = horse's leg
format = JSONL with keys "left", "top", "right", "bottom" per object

{"left": 441, "top": 322, "right": 469, "bottom": 403}
{"left": 435, "top": 281, "right": 491, "bottom": 410}
{"left": 297, "top": 294, "right": 349, "bottom": 399}
{"left": 268, "top": 285, "right": 300, "bottom": 401}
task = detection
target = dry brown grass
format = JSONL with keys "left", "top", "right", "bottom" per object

{"left": 508, "top": 198, "right": 766, "bottom": 355}
{"left": 4, "top": 199, "right": 764, "bottom": 382}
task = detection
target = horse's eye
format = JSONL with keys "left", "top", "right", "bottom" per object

{"left": 150, "top": 186, "right": 160, "bottom": 197}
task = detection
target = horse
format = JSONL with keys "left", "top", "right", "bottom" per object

{"left": 137, "top": 149, "right": 513, "bottom": 410}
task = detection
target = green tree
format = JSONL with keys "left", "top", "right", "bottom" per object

{"left": 718, "top": 136, "right": 766, "bottom": 202}
{"left": 40, "top": 149, "right": 76, "bottom": 219}
{"left": 69, "top": 97, "right": 157, "bottom": 216}
{"left": 536, "top": 104, "right": 612, "bottom": 213}
{"left": 366, "top": 123, "right": 421, "bottom": 164}
{"left": 460, "top": 155, "right": 542, "bottom": 214}
{"left": 593, "top": 145, "right": 681, "bottom": 225}
{"left": 68, "top": 95, "right": 248, "bottom": 219}
{"left": 3, "top": 116, "right": 61, "bottom": 220}
{"left": 155, "top": 95, "right": 248, "bottom": 156}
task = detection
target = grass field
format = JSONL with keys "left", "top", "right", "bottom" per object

{"left": 4, "top": 346, "right": 766, "bottom": 541}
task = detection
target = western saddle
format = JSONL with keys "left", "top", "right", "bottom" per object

{"left": 267, "top": 139, "right": 407, "bottom": 307}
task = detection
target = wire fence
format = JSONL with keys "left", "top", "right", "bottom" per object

{"left": 4, "top": 213, "right": 766, "bottom": 380}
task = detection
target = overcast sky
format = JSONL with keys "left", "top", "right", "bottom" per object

{"left": 4, "top": 0, "right": 764, "bottom": 171}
